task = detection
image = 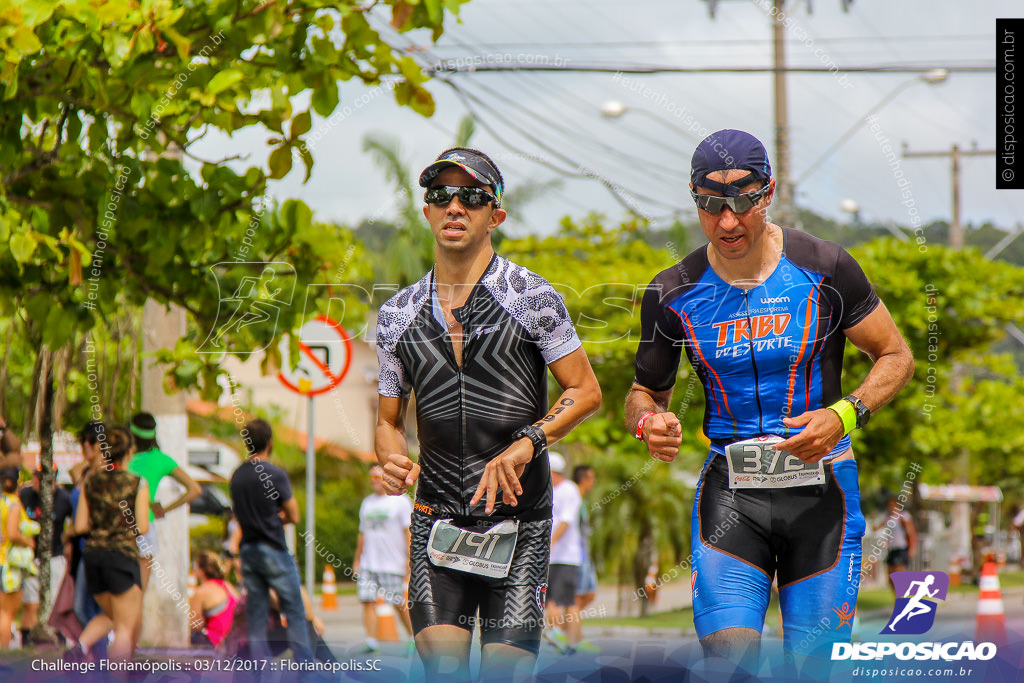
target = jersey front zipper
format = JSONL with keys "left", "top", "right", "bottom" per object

{"left": 743, "top": 290, "right": 766, "bottom": 435}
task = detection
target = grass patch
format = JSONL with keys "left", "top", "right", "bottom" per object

{"left": 588, "top": 607, "right": 695, "bottom": 631}
{"left": 584, "top": 569, "right": 1024, "bottom": 631}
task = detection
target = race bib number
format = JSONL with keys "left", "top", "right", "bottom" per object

{"left": 724, "top": 435, "right": 825, "bottom": 489}
{"left": 427, "top": 519, "right": 519, "bottom": 579}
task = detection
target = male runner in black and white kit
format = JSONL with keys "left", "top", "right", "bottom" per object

{"left": 375, "top": 148, "right": 601, "bottom": 682}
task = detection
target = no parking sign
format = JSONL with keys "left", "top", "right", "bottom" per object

{"left": 277, "top": 315, "right": 352, "bottom": 396}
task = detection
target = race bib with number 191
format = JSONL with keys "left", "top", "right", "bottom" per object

{"left": 724, "top": 435, "right": 825, "bottom": 489}
{"left": 427, "top": 519, "right": 519, "bottom": 579}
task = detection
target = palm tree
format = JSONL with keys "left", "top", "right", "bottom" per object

{"left": 361, "top": 115, "right": 566, "bottom": 276}
{"left": 360, "top": 134, "right": 435, "bottom": 287}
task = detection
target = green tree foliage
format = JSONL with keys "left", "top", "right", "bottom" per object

{"left": 845, "top": 240, "right": 1024, "bottom": 499}
{"left": 360, "top": 133, "right": 434, "bottom": 287}
{"left": 0, "top": 0, "right": 466, "bottom": 398}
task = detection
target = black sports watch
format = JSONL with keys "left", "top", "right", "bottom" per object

{"left": 512, "top": 424, "right": 547, "bottom": 460}
{"left": 842, "top": 395, "right": 871, "bottom": 429}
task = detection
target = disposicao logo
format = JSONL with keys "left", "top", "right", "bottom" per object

{"left": 882, "top": 571, "right": 948, "bottom": 635}
{"left": 832, "top": 570, "right": 997, "bottom": 663}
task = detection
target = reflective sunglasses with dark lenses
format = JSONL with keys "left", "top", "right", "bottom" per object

{"left": 424, "top": 185, "right": 496, "bottom": 209}
{"left": 691, "top": 184, "right": 770, "bottom": 215}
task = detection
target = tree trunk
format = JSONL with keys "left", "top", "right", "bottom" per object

{"left": 0, "top": 319, "right": 14, "bottom": 417}
{"left": 52, "top": 339, "right": 74, "bottom": 432}
{"left": 106, "top": 323, "right": 122, "bottom": 420}
{"left": 33, "top": 348, "right": 58, "bottom": 642}
{"left": 638, "top": 528, "right": 653, "bottom": 618}
{"left": 24, "top": 346, "right": 45, "bottom": 439}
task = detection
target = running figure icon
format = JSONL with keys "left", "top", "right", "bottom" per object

{"left": 885, "top": 574, "right": 939, "bottom": 632}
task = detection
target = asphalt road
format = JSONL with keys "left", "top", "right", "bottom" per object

{"left": 308, "top": 578, "right": 1024, "bottom": 682}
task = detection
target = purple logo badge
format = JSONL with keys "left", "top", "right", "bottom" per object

{"left": 882, "top": 571, "right": 949, "bottom": 635}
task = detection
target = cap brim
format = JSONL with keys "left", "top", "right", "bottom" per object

{"left": 418, "top": 160, "right": 494, "bottom": 189}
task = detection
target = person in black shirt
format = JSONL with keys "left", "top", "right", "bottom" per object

{"left": 18, "top": 468, "right": 73, "bottom": 643}
{"left": 228, "top": 419, "right": 311, "bottom": 663}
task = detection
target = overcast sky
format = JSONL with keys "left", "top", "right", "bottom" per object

{"left": 194, "top": 0, "right": 1013, "bottom": 239}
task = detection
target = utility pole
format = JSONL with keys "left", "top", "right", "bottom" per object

{"left": 139, "top": 138, "right": 190, "bottom": 648}
{"left": 903, "top": 144, "right": 996, "bottom": 248}
{"left": 903, "top": 142, "right": 995, "bottom": 577}
{"left": 772, "top": 0, "right": 794, "bottom": 227}
{"left": 140, "top": 301, "right": 190, "bottom": 648}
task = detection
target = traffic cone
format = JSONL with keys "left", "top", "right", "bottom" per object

{"left": 321, "top": 565, "right": 338, "bottom": 611}
{"left": 375, "top": 599, "right": 400, "bottom": 642}
{"left": 643, "top": 562, "right": 659, "bottom": 603}
{"left": 948, "top": 554, "right": 962, "bottom": 587}
{"left": 976, "top": 561, "right": 1007, "bottom": 646}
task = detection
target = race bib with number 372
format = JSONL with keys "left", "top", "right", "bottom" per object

{"left": 724, "top": 435, "right": 825, "bottom": 489}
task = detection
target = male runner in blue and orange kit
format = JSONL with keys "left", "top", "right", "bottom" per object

{"left": 625, "top": 130, "right": 914, "bottom": 667}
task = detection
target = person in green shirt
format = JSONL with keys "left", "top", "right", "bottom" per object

{"left": 127, "top": 412, "right": 201, "bottom": 592}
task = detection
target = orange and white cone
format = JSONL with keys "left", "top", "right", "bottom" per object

{"left": 375, "top": 599, "right": 400, "bottom": 642}
{"left": 976, "top": 561, "right": 1007, "bottom": 646}
{"left": 321, "top": 565, "right": 338, "bottom": 611}
{"left": 948, "top": 554, "right": 962, "bottom": 587}
{"left": 643, "top": 563, "right": 659, "bottom": 603}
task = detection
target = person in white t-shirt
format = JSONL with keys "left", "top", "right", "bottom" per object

{"left": 874, "top": 496, "right": 917, "bottom": 590}
{"left": 544, "top": 452, "right": 583, "bottom": 652}
{"left": 354, "top": 465, "right": 414, "bottom": 652}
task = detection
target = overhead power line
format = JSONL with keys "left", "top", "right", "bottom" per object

{"left": 428, "top": 34, "right": 992, "bottom": 51}
{"left": 427, "top": 63, "right": 994, "bottom": 76}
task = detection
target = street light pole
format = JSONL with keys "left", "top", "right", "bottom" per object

{"left": 796, "top": 69, "right": 949, "bottom": 186}
{"left": 772, "top": 0, "right": 794, "bottom": 227}
{"left": 599, "top": 100, "right": 701, "bottom": 144}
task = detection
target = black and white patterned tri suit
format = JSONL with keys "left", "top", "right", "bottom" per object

{"left": 376, "top": 254, "right": 581, "bottom": 652}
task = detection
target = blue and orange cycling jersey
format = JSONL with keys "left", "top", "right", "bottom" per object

{"left": 634, "top": 228, "right": 879, "bottom": 451}
{"left": 634, "top": 228, "right": 879, "bottom": 654}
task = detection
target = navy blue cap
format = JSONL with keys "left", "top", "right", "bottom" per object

{"left": 691, "top": 130, "right": 772, "bottom": 197}
{"left": 418, "top": 148, "right": 504, "bottom": 206}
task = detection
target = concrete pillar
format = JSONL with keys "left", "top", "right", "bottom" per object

{"left": 140, "top": 300, "right": 190, "bottom": 648}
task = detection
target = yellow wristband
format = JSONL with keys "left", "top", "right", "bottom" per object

{"left": 827, "top": 399, "right": 857, "bottom": 436}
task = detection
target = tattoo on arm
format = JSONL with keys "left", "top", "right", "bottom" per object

{"left": 534, "top": 397, "right": 575, "bottom": 426}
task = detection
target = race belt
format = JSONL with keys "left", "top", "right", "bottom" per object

{"left": 724, "top": 435, "right": 825, "bottom": 489}
{"left": 427, "top": 518, "right": 519, "bottom": 579}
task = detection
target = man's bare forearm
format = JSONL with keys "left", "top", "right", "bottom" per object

{"left": 375, "top": 421, "right": 409, "bottom": 466}
{"left": 624, "top": 384, "right": 673, "bottom": 433}
{"left": 531, "top": 387, "right": 600, "bottom": 445}
{"left": 848, "top": 349, "right": 915, "bottom": 413}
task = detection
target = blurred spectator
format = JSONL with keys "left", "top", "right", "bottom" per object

{"left": 1012, "top": 505, "right": 1024, "bottom": 569}
{"left": 1, "top": 467, "right": 35, "bottom": 649}
{"left": 19, "top": 467, "right": 73, "bottom": 644}
{"left": 545, "top": 452, "right": 583, "bottom": 653}
{"left": 875, "top": 496, "right": 917, "bottom": 588}
{"left": 229, "top": 419, "right": 311, "bottom": 663}
{"left": 69, "top": 422, "right": 106, "bottom": 639}
{"left": 354, "top": 464, "right": 413, "bottom": 652}
{"left": 0, "top": 421, "right": 21, "bottom": 469}
{"left": 222, "top": 514, "right": 243, "bottom": 584}
{"left": 189, "top": 550, "right": 239, "bottom": 649}
{"left": 571, "top": 464, "right": 600, "bottom": 652}
{"left": 69, "top": 427, "right": 149, "bottom": 662}
{"left": 127, "top": 412, "right": 201, "bottom": 590}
